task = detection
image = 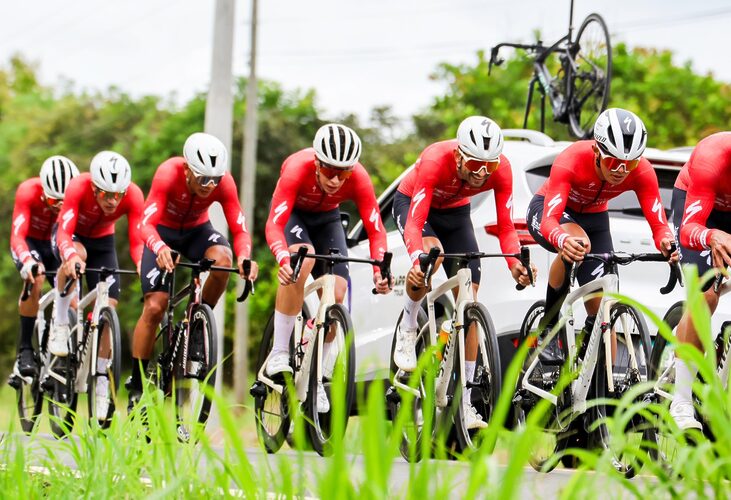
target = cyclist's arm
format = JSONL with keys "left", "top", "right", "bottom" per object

{"left": 679, "top": 164, "right": 718, "bottom": 251}
{"left": 539, "top": 164, "right": 573, "bottom": 250}
{"left": 125, "top": 183, "right": 145, "bottom": 267}
{"left": 139, "top": 169, "right": 170, "bottom": 255}
{"left": 351, "top": 167, "right": 387, "bottom": 273}
{"left": 403, "top": 162, "right": 438, "bottom": 265}
{"left": 491, "top": 161, "right": 521, "bottom": 269}
{"left": 56, "top": 179, "right": 82, "bottom": 262}
{"left": 10, "top": 183, "right": 34, "bottom": 264}
{"left": 265, "top": 175, "right": 299, "bottom": 267}
{"left": 218, "top": 174, "right": 252, "bottom": 259}
{"left": 632, "top": 162, "right": 674, "bottom": 251}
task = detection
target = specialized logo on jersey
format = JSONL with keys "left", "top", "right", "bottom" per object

{"left": 146, "top": 268, "right": 160, "bottom": 287}
{"left": 396, "top": 214, "right": 404, "bottom": 234}
{"left": 683, "top": 200, "right": 703, "bottom": 226}
{"left": 237, "top": 212, "right": 248, "bottom": 232}
{"left": 208, "top": 233, "right": 221, "bottom": 243}
{"left": 651, "top": 198, "right": 664, "bottom": 223}
{"left": 506, "top": 194, "right": 514, "bottom": 217}
{"left": 546, "top": 194, "right": 563, "bottom": 218}
{"left": 623, "top": 116, "right": 633, "bottom": 133}
{"left": 290, "top": 225, "right": 304, "bottom": 239}
{"left": 369, "top": 208, "right": 381, "bottom": 232}
{"left": 411, "top": 188, "right": 427, "bottom": 217}
{"left": 272, "top": 201, "right": 288, "bottom": 224}
{"left": 13, "top": 214, "right": 26, "bottom": 236}
{"left": 61, "top": 209, "right": 75, "bottom": 231}
{"left": 142, "top": 203, "right": 158, "bottom": 226}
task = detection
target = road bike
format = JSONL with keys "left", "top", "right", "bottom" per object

{"left": 513, "top": 249, "right": 678, "bottom": 477}
{"left": 139, "top": 252, "right": 252, "bottom": 442}
{"left": 251, "top": 247, "right": 392, "bottom": 457}
{"left": 488, "top": 0, "right": 611, "bottom": 139}
{"left": 386, "top": 247, "right": 533, "bottom": 460}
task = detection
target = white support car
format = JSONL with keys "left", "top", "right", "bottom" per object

{"left": 307, "top": 130, "right": 717, "bottom": 389}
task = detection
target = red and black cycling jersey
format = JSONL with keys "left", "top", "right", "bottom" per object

{"left": 10, "top": 178, "right": 57, "bottom": 264}
{"left": 265, "top": 148, "right": 386, "bottom": 269}
{"left": 678, "top": 132, "right": 731, "bottom": 250}
{"left": 674, "top": 163, "right": 690, "bottom": 191}
{"left": 397, "top": 139, "right": 519, "bottom": 268}
{"left": 56, "top": 173, "right": 144, "bottom": 266}
{"left": 537, "top": 140, "right": 672, "bottom": 251}
{"left": 140, "top": 157, "right": 252, "bottom": 259}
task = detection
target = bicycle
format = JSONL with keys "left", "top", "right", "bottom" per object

{"left": 646, "top": 273, "right": 730, "bottom": 461}
{"left": 513, "top": 248, "right": 679, "bottom": 477}
{"left": 250, "top": 247, "right": 392, "bottom": 457}
{"left": 385, "top": 246, "right": 533, "bottom": 461}
{"left": 488, "top": 0, "right": 611, "bottom": 139}
{"left": 140, "top": 252, "right": 253, "bottom": 443}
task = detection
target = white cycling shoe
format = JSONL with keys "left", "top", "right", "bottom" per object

{"left": 95, "top": 375, "right": 111, "bottom": 420}
{"left": 265, "top": 351, "right": 293, "bottom": 377}
{"left": 464, "top": 401, "right": 488, "bottom": 430}
{"left": 48, "top": 323, "right": 70, "bottom": 357}
{"left": 317, "top": 380, "right": 330, "bottom": 413}
{"left": 394, "top": 326, "right": 418, "bottom": 372}
{"left": 669, "top": 400, "right": 702, "bottom": 431}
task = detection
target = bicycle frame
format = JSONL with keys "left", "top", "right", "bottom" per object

{"left": 12, "top": 286, "right": 56, "bottom": 385}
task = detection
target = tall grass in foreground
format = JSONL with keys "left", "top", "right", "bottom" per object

{"left": 1, "top": 266, "right": 731, "bottom": 497}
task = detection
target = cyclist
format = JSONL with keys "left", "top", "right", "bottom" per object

{"left": 526, "top": 108, "right": 677, "bottom": 364}
{"left": 264, "top": 123, "right": 390, "bottom": 412}
{"left": 392, "top": 115, "right": 535, "bottom": 430}
{"left": 129, "top": 132, "right": 258, "bottom": 410}
{"left": 10, "top": 156, "right": 79, "bottom": 378}
{"left": 53, "top": 151, "right": 143, "bottom": 417}
{"left": 671, "top": 131, "right": 731, "bottom": 430}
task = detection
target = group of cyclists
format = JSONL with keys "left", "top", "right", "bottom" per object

{"left": 10, "top": 108, "right": 731, "bottom": 436}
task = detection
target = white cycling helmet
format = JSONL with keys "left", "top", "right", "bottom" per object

{"left": 456, "top": 116, "right": 504, "bottom": 161}
{"left": 183, "top": 132, "right": 228, "bottom": 176}
{"left": 313, "top": 123, "right": 362, "bottom": 168}
{"left": 40, "top": 155, "right": 80, "bottom": 199}
{"left": 593, "top": 108, "right": 647, "bottom": 160}
{"left": 90, "top": 151, "right": 132, "bottom": 193}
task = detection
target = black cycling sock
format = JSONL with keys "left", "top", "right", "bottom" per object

{"left": 130, "top": 358, "right": 149, "bottom": 390}
{"left": 19, "top": 316, "right": 35, "bottom": 351}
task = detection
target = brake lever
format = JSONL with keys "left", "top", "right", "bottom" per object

{"left": 291, "top": 246, "right": 309, "bottom": 284}
{"left": 20, "top": 264, "right": 39, "bottom": 302}
{"left": 372, "top": 252, "right": 393, "bottom": 295}
{"left": 413, "top": 247, "right": 441, "bottom": 291}
{"left": 515, "top": 246, "right": 533, "bottom": 291}
{"left": 160, "top": 250, "right": 180, "bottom": 289}
{"left": 237, "top": 259, "right": 255, "bottom": 302}
{"left": 60, "top": 263, "right": 82, "bottom": 298}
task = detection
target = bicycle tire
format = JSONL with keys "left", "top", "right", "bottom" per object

{"left": 174, "top": 303, "right": 218, "bottom": 442}
{"left": 453, "top": 303, "right": 501, "bottom": 454}
{"left": 512, "top": 300, "right": 570, "bottom": 472}
{"left": 16, "top": 320, "right": 44, "bottom": 434}
{"left": 305, "top": 303, "right": 355, "bottom": 457}
{"left": 47, "top": 353, "right": 78, "bottom": 439}
{"left": 252, "top": 312, "right": 291, "bottom": 453}
{"left": 591, "top": 302, "right": 652, "bottom": 478}
{"left": 567, "top": 13, "right": 612, "bottom": 139}
{"left": 387, "top": 309, "right": 433, "bottom": 462}
{"left": 87, "top": 307, "right": 122, "bottom": 427}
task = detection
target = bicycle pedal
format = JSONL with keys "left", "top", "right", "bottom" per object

{"left": 385, "top": 386, "right": 401, "bottom": 405}
{"left": 249, "top": 381, "right": 268, "bottom": 398}
{"left": 7, "top": 374, "right": 21, "bottom": 390}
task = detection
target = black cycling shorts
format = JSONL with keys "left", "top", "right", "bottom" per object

{"left": 140, "top": 222, "right": 231, "bottom": 294}
{"left": 12, "top": 237, "right": 59, "bottom": 274}
{"left": 527, "top": 194, "right": 614, "bottom": 286}
{"left": 392, "top": 191, "right": 481, "bottom": 284}
{"left": 284, "top": 208, "right": 349, "bottom": 280}
{"left": 51, "top": 225, "right": 121, "bottom": 299}
{"left": 672, "top": 187, "right": 731, "bottom": 289}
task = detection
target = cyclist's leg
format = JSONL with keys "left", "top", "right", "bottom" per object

{"left": 50, "top": 226, "right": 86, "bottom": 356}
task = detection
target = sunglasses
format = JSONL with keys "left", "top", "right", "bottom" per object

{"left": 44, "top": 196, "right": 63, "bottom": 209}
{"left": 598, "top": 150, "right": 641, "bottom": 174}
{"left": 94, "top": 188, "right": 125, "bottom": 202}
{"left": 318, "top": 162, "right": 353, "bottom": 181}
{"left": 191, "top": 172, "right": 223, "bottom": 187}
{"left": 458, "top": 148, "right": 500, "bottom": 175}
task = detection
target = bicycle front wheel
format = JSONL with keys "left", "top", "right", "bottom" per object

{"left": 174, "top": 303, "right": 218, "bottom": 442}
{"left": 453, "top": 303, "right": 501, "bottom": 454}
{"left": 47, "top": 353, "right": 78, "bottom": 439}
{"left": 16, "top": 320, "right": 44, "bottom": 434}
{"left": 306, "top": 303, "right": 355, "bottom": 457}
{"left": 591, "top": 302, "right": 652, "bottom": 478}
{"left": 567, "top": 13, "right": 612, "bottom": 139}
{"left": 88, "top": 307, "right": 122, "bottom": 427}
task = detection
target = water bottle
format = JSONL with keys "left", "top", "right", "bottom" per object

{"left": 436, "top": 320, "right": 452, "bottom": 361}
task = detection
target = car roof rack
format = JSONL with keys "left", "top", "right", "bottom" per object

{"left": 502, "top": 129, "right": 556, "bottom": 147}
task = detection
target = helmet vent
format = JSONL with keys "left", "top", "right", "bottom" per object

{"left": 210, "top": 155, "right": 217, "bottom": 167}
{"left": 197, "top": 150, "right": 206, "bottom": 165}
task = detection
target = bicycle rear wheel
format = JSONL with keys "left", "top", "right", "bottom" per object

{"left": 88, "top": 307, "right": 122, "bottom": 427}
{"left": 47, "top": 353, "right": 78, "bottom": 438}
{"left": 174, "top": 303, "right": 218, "bottom": 442}
{"left": 306, "top": 303, "right": 355, "bottom": 457}
{"left": 592, "top": 303, "right": 652, "bottom": 478}
{"left": 15, "top": 320, "right": 44, "bottom": 434}
{"left": 567, "top": 13, "right": 612, "bottom": 139}
{"left": 453, "top": 303, "right": 501, "bottom": 454}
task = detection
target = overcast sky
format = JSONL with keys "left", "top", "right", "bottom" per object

{"left": 2, "top": 1, "right": 730, "bottom": 124}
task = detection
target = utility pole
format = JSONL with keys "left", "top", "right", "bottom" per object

{"left": 204, "top": 0, "right": 235, "bottom": 392}
{"left": 234, "top": 0, "right": 258, "bottom": 404}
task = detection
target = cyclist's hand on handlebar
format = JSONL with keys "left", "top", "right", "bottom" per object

{"left": 560, "top": 236, "right": 589, "bottom": 263}
{"left": 19, "top": 260, "right": 40, "bottom": 282}
{"left": 64, "top": 255, "right": 85, "bottom": 279}
{"left": 660, "top": 238, "right": 679, "bottom": 264}
{"left": 407, "top": 263, "right": 426, "bottom": 289}
{"left": 238, "top": 256, "right": 259, "bottom": 281}
{"left": 511, "top": 261, "right": 537, "bottom": 287}
{"left": 372, "top": 271, "right": 391, "bottom": 295}
{"left": 156, "top": 247, "right": 177, "bottom": 272}
{"left": 277, "top": 263, "right": 295, "bottom": 285}
{"left": 710, "top": 230, "right": 731, "bottom": 269}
